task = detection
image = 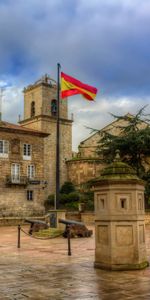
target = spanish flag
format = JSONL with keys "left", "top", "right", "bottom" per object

{"left": 61, "top": 72, "right": 98, "bottom": 101}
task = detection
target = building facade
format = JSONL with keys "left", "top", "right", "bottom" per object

{"left": 0, "top": 121, "right": 48, "bottom": 217}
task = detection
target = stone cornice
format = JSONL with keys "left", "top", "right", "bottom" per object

{"left": 0, "top": 126, "right": 49, "bottom": 137}
{"left": 19, "top": 114, "right": 73, "bottom": 125}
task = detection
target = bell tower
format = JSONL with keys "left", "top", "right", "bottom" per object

{"left": 23, "top": 74, "right": 68, "bottom": 125}
{"left": 20, "top": 75, "right": 72, "bottom": 196}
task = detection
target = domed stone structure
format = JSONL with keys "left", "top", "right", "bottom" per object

{"left": 93, "top": 151, "right": 149, "bottom": 270}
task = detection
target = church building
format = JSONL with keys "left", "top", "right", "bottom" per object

{"left": 0, "top": 75, "right": 72, "bottom": 217}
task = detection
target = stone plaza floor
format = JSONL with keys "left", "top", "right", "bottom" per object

{"left": 0, "top": 225, "right": 150, "bottom": 299}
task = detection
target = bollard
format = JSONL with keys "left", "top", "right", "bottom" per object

{"left": 66, "top": 225, "right": 71, "bottom": 256}
{"left": 18, "top": 224, "right": 21, "bottom": 248}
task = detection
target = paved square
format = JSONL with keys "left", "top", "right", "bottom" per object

{"left": 0, "top": 225, "right": 150, "bottom": 299}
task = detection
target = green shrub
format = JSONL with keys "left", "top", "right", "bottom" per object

{"left": 60, "top": 181, "right": 76, "bottom": 194}
{"left": 85, "top": 200, "right": 94, "bottom": 211}
{"left": 79, "top": 191, "right": 94, "bottom": 211}
{"left": 65, "top": 202, "right": 79, "bottom": 211}
{"left": 67, "top": 192, "right": 80, "bottom": 202}
{"left": 59, "top": 182, "right": 80, "bottom": 209}
{"left": 59, "top": 193, "right": 69, "bottom": 204}
{"left": 59, "top": 192, "right": 80, "bottom": 204}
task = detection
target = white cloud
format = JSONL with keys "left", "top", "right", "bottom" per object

{"left": 1, "top": 84, "right": 23, "bottom": 123}
{"left": 0, "top": 0, "right": 150, "bottom": 152}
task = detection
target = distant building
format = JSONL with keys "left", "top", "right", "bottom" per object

{"left": 67, "top": 114, "right": 148, "bottom": 187}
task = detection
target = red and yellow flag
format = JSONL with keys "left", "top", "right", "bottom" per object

{"left": 61, "top": 72, "right": 98, "bottom": 101}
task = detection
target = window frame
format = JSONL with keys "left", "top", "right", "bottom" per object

{"left": 27, "top": 164, "right": 35, "bottom": 180}
{"left": 11, "top": 163, "right": 20, "bottom": 183}
{"left": 31, "top": 101, "right": 35, "bottom": 117}
{"left": 51, "top": 99, "right": 57, "bottom": 116}
{"left": 0, "top": 140, "right": 9, "bottom": 158}
{"left": 23, "top": 143, "right": 31, "bottom": 160}
{"left": 27, "top": 190, "right": 33, "bottom": 201}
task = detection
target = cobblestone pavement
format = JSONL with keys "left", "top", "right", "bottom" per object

{"left": 0, "top": 225, "right": 150, "bottom": 299}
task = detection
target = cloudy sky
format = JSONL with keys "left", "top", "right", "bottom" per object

{"left": 0, "top": 0, "right": 150, "bottom": 150}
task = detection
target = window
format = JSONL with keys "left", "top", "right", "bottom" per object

{"left": 27, "top": 165, "right": 35, "bottom": 179}
{"left": 0, "top": 140, "right": 9, "bottom": 157}
{"left": 51, "top": 99, "right": 57, "bottom": 116}
{"left": 11, "top": 164, "right": 20, "bottom": 183}
{"left": 100, "top": 199, "right": 105, "bottom": 209}
{"left": 23, "top": 144, "right": 31, "bottom": 160}
{"left": 31, "top": 101, "right": 35, "bottom": 117}
{"left": 27, "top": 190, "right": 33, "bottom": 201}
{"left": 120, "top": 198, "right": 127, "bottom": 209}
{"left": 138, "top": 197, "right": 143, "bottom": 210}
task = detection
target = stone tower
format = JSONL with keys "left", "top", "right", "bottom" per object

{"left": 20, "top": 75, "right": 72, "bottom": 197}
{"left": 93, "top": 152, "right": 148, "bottom": 270}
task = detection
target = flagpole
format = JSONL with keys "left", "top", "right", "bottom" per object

{"left": 56, "top": 63, "right": 61, "bottom": 209}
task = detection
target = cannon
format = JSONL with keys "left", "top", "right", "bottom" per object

{"left": 59, "top": 218, "right": 93, "bottom": 238}
{"left": 25, "top": 218, "right": 49, "bottom": 235}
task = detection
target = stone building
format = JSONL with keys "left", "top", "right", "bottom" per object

{"left": 67, "top": 114, "right": 147, "bottom": 188}
{"left": 0, "top": 75, "right": 72, "bottom": 217}
{"left": 20, "top": 75, "right": 72, "bottom": 196}
{"left": 0, "top": 121, "right": 48, "bottom": 216}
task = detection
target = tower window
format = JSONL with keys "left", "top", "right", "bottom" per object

{"left": 31, "top": 101, "right": 35, "bottom": 117}
{"left": 120, "top": 198, "right": 127, "bottom": 209}
{"left": 51, "top": 99, "right": 57, "bottom": 116}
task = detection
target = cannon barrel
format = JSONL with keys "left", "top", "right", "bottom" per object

{"left": 58, "top": 218, "right": 84, "bottom": 226}
{"left": 25, "top": 218, "right": 47, "bottom": 225}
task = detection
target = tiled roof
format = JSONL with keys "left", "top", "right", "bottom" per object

{"left": 0, "top": 121, "right": 48, "bottom": 137}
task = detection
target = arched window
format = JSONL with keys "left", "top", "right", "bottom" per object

{"left": 51, "top": 99, "right": 57, "bottom": 116}
{"left": 31, "top": 101, "right": 35, "bottom": 117}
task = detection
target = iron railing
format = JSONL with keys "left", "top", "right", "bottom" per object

{"left": 6, "top": 176, "right": 46, "bottom": 186}
{"left": 6, "top": 175, "right": 28, "bottom": 185}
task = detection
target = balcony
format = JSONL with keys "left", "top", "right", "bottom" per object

{"left": 6, "top": 176, "right": 47, "bottom": 187}
{"left": 6, "top": 176, "right": 28, "bottom": 186}
{"left": 28, "top": 178, "right": 47, "bottom": 188}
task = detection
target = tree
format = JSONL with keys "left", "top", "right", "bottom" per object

{"left": 96, "top": 106, "right": 150, "bottom": 203}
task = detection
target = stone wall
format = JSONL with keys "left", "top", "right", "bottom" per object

{"left": 67, "top": 159, "right": 104, "bottom": 186}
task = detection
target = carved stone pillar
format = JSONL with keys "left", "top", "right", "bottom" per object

{"left": 93, "top": 153, "right": 149, "bottom": 270}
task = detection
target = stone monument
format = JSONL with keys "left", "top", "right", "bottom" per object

{"left": 93, "top": 151, "right": 149, "bottom": 270}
